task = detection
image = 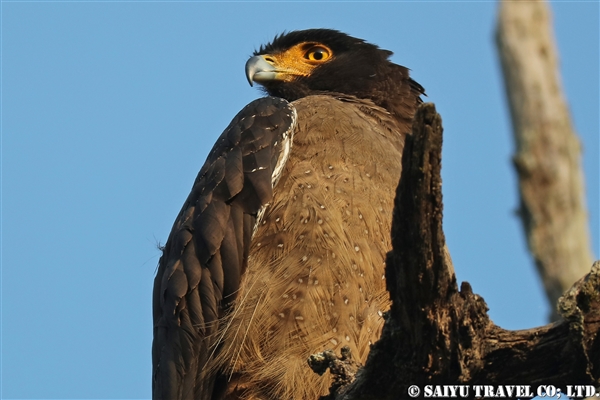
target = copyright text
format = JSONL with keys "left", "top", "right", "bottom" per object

{"left": 406, "top": 384, "right": 599, "bottom": 398}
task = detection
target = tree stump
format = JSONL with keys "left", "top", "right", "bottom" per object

{"left": 312, "top": 103, "right": 599, "bottom": 400}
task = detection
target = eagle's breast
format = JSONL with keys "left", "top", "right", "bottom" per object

{"left": 215, "top": 95, "right": 405, "bottom": 399}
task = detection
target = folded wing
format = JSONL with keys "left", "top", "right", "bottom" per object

{"left": 152, "top": 97, "right": 296, "bottom": 400}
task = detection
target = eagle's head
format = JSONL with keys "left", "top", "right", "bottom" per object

{"left": 245, "top": 29, "right": 424, "bottom": 119}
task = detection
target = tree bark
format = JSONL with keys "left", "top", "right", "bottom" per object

{"left": 495, "top": 0, "right": 594, "bottom": 321}
{"left": 312, "top": 103, "right": 599, "bottom": 400}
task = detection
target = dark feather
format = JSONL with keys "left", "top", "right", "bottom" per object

{"left": 152, "top": 97, "right": 296, "bottom": 400}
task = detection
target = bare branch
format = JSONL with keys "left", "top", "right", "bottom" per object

{"left": 495, "top": 0, "right": 594, "bottom": 321}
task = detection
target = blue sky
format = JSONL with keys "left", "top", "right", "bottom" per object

{"left": 2, "top": 1, "right": 598, "bottom": 399}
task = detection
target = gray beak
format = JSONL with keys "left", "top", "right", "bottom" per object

{"left": 245, "top": 55, "right": 277, "bottom": 87}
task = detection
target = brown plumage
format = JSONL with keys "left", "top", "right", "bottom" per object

{"left": 152, "top": 29, "right": 424, "bottom": 400}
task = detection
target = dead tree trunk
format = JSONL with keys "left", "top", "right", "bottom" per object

{"left": 495, "top": 0, "right": 594, "bottom": 321}
{"left": 311, "top": 103, "right": 600, "bottom": 400}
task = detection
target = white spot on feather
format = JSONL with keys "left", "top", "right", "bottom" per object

{"left": 251, "top": 105, "right": 297, "bottom": 238}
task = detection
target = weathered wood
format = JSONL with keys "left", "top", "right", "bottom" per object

{"left": 314, "top": 103, "right": 599, "bottom": 400}
{"left": 495, "top": 0, "right": 594, "bottom": 321}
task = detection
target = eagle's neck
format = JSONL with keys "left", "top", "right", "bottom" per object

{"left": 261, "top": 62, "right": 424, "bottom": 136}
{"left": 365, "top": 64, "right": 424, "bottom": 136}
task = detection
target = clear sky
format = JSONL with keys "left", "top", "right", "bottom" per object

{"left": 2, "top": 1, "right": 598, "bottom": 399}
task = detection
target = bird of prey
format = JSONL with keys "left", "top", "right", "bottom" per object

{"left": 152, "top": 29, "right": 424, "bottom": 400}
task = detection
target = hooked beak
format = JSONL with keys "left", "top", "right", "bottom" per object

{"left": 245, "top": 55, "right": 278, "bottom": 87}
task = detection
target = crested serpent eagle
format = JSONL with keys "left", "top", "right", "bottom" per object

{"left": 152, "top": 29, "right": 424, "bottom": 400}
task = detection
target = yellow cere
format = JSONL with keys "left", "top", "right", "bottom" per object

{"left": 262, "top": 42, "right": 333, "bottom": 81}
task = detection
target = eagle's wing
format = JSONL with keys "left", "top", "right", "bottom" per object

{"left": 152, "top": 96, "right": 296, "bottom": 400}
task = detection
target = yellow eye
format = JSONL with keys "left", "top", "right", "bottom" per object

{"left": 305, "top": 46, "right": 331, "bottom": 62}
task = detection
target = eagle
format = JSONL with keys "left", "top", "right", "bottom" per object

{"left": 152, "top": 29, "right": 424, "bottom": 400}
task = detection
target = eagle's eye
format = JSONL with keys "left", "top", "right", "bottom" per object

{"left": 304, "top": 46, "right": 331, "bottom": 62}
